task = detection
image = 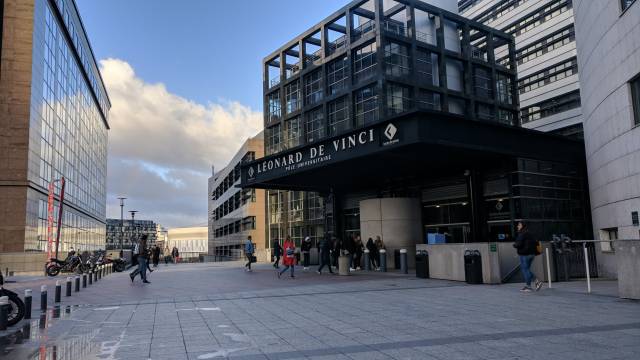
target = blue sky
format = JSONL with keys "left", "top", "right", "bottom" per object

{"left": 77, "top": 0, "right": 349, "bottom": 111}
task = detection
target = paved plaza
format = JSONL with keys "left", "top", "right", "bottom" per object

{"left": 0, "top": 262, "right": 638, "bottom": 360}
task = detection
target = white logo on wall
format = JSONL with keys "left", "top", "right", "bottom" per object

{"left": 248, "top": 167, "right": 255, "bottom": 178}
{"left": 382, "top": 123, "right": 399, "bottom": 146}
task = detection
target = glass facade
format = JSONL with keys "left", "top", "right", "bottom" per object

{"left": 24, "top": 0, "right": 109, "bottom": 253}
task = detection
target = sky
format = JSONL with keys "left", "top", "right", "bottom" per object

{"left": 75, "top": 0, "right": 349, "bottom": 229}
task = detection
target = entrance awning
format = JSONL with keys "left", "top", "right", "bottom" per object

{"left": 240, "top": 111, "right": 585, "bottom": 192}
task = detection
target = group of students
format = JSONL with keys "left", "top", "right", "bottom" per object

{"left": 128, "top": 234, "right": 182, "bottom": 284}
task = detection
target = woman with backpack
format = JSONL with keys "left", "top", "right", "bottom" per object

{"left": 278, "top": 236, "right": 296, "bottom": 278}
{"left": 513, "top": 221, "right": 543, "bottom": 292}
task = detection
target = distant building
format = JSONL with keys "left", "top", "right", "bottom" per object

{"left": 167, "top": 227, "right": 208, "bottom": 260}
{"left": 209, "top": 132, "right": 266, "bottom": 260}
{"left": 105, "top": 219, "right": 159, "bottom": 250}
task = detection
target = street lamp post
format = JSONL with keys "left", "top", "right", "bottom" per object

{"left": 118, "top": 197, "right": 126, "bottom": 258}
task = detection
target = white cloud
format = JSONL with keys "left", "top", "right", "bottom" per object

{"left": 100, "top": 58, "right": 262, "bottom": 228}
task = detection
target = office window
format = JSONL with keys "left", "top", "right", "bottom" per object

{"left": 518, "top": 58, "right": 578, "bottom": 95}
{"left": 265, "top": 124, "right": 282, "bottom": 155}
{"left": 306, "top": 107, "right": 326, "bottom": 143}
{"left": 621, "top": 0, "right": 637, "bottom": 11}
{"left": 416, "top": 50, "right": 439, "bottom": 86}
{"left": 269, "top": 191, "right": 283, "bottom": 224}
{"left": 327, "top": 56, "right": 349, "bottom": 95}
{"left": 284, "top": 117, "right": 302, "bottom": 149}
{"left": 353, "top": 42, "right": 377, "bottom": 83}
{"left": 599, "top": 228, "right": 618, "bottom": 252}
{"left": 289, "top": 191, "right": 304, "bottom": 223}
{"left": 285, "top": 81, "right": 301, "bottom": 114}
{"left": 387, "top": 83, "right": 411, "bottom": 115}
{"left": 267, "top": 91, "right": 281, "bottom": 123}
{"left": 474, "top": 66, "right": 493, "bottom": 99}
{"left": 630, "top": 74, "right": 640, "bottom": 126}
{"left": 496, "top": 73, "right": 514, "bottom": 105}
{"left": 307, "top": 192, "right": 324, "bottom": 221}
{"left": 384, "top": 41, "right": 410, "bottom": 78}
{"left": 521, "top": 90, "right": 581, "bottom": 124}
{"left": 328, "top": 96, "right": 350, "bottom": 135}
{"left": 355, "top": 85, "right": 379, "bottom": 126}
{"left": 304, "top": 69, "right": 323, "bottom": 106}
{"left": 517, "top": 25, "right": 575, "bottom": 65}
{"left": 417, "top": 90, "right": 441, "bottom": 111}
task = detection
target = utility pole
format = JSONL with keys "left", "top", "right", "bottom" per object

{"left": 129, "top": 210, "right": 138, "bottom": 247}
{"left": 118, "top": 197, "right": 126, "bottom": 258}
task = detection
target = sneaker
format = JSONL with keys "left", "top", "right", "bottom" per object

{"left": 143, "top": 280, "right": 150, "bottom": 284}
{"left": 535, "top": 280, "right": 543, "bottom": 291}
{"left": 316, "top": 271, "right": 321, "bottom": 275}
{"left": 149, "top": 269, "right": 154, "bottom": 273}
{"left": 129, "top": 273, "right": 134, "bottom": 283}
{"left": 304, "top": 267, "right": 308, "bottom": 270}
{"left": 290, "top": 275, "right": 295, "bottom": 278}
{"left": 520, "top": 286, "right": 533, "bottom": 293}
{"left": 349, "top": 268, "right": 355, "bottom": 271}
{"left": 277, "top": 271, "right": 281, "bottom": 279}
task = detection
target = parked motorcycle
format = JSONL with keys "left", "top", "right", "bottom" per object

{"left": 0, "top": 272, "right": 25, "bottom": 326}
{"left": 46, "top": 250, "right": 85, "bottom": 276}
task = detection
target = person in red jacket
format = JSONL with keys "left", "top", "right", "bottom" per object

{"left": 278, "top": 237, "right": 296, "bottom": 279}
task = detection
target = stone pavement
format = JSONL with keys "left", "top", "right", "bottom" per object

{"left": 0, "top": 262, "right": 638, "bottom": 360}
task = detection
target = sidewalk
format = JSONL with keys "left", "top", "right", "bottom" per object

{"left": 0, "top": 262, "right": 638, "bottom": 360}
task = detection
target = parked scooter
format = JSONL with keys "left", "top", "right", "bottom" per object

{"left": 0, "top": 272, "right": 25, "bottom": 326}
{"left": 46, "top": 249, "right": 84, "bottom": 276}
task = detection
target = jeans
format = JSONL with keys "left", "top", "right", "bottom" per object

{"left": 273, "top": 255, "right": 280, "bottom": 268}
{"left": 279, "top": 265, "right": 294, "bottom": 277}
{"left": 303, "top": 252, "right": 310, "bottom": 267}
{"left": 245, "top": 253, "right": 253, "bottom": 270}
{"left": 519, "top": 255, "right": 536, "bottom": 286}
{"left": 318, "top": 253, "right": 332, "bottom": 273}
{"left": 138, "top": 257, "right": 148, "bottom": 281}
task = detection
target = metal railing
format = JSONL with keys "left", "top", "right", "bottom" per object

{"left": 382, "top": 21, "right": 409, "bottom": 38}
{"left": 352, "top": 19, "right": 375, "bottom": 42}
{"left": 416, "top": 30, "right": 435, "bottom": 45}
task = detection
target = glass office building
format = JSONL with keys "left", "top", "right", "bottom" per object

{"left": 241, "top": 0, "right": 591, "bottom": 266}
{"left": 0, "top": 0, "right": 109, "bottom": 272}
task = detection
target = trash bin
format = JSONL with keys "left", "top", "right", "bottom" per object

{"left": 338, "top": 256, "right": 350, "bottom": 276}
{"left": 416, "top": 251, "right": 429, "bottom": 278}
{"left": 464, "top": 250, "right": 483, "bottom": 284}
{"left": 394, "top": 249, "right": 401, "bottom": 270}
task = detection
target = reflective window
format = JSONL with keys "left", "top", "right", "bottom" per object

{"left": 284, "top": 117, "right": 302, "bottom": 149}
{"left": 353, "top": 42, "right": 377, "bottom": 83}
{"left": 304, "top": 70, "right": 323, "bottom": 106}
{"left": 355, "top": 85, "right": 379, "bottom": 126}
{"left": 386, "top": 83, "right": 411, "bottom": 115}
{"left": 306, "top": 107, "right": 326, "bottom": 143}
{"left": 267, "top": 91, "right": 281, "bottom": 123}
{"left": 630, "top": 73, "right": 640, "bottom": 126}
{"left": 328, "top": 96, "right": 351, "bottom": 135}
{"left": 285, "top": 81, "right": 301, "bottom": 114}
{"left": 327, "top": 56, "right": 349, "bottom": 95}
{"left": 265, "top": 124, "right": 282, "bottom": 155}
{"left": 384, "top": 42, "right": 410, "bottom": 77}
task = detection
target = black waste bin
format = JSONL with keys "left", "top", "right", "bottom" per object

{"left": 416, "top": 251, "right": 429, "bottom": 278}
{"left": 394, "top": 249, "right": 401, "bottom": 270}
{"left": 464, "top": 250, "right": 483, "bottom": 284}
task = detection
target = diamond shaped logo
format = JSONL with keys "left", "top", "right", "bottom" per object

{"left": 248, "top": 167, "right": 255, "bottom": 178}
{"left": 384, "top": 123, "right": 397, "bottom": 140}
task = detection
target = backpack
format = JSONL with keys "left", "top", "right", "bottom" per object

{"left": 286, "top": 247, "right": 294, "bottom": 257}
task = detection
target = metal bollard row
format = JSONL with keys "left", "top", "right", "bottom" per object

{"left": 379, "top": 249, "right": 387, "bottom": 272}
{"left": 55, "top": 280, "right": 62, "bottom": 303}
{"left": 24, "top": 289, "right": 32, "bottom": 320}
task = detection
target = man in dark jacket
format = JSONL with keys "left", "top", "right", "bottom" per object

{"left": 366, "top": 237, "right": 378, "bottom": 270}
{"left": 317, "top": 236, "right": 334, "bottom": 274}
{"left": 513, "top": 221, "right": 542, "bottom": 292}
{"left": 301, "top": 236, "right": 312, "bottom": 270}
{"left": 272, "top": 240, "right": 282, "bottom": 269}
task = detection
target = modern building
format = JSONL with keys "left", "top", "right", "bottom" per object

{"left": 241, "top": 0, "right": 591, "bottom": 269}
{"left": 167, "top": 226, "right": 208, "bottom": 260}
{"left": 209, "top": 132, "right": 266, "bottom": 260}
{"left": 573, "top": 0, "right": 640, "bottom": 277}
{"left": 459, "top": 0, "right": 583, "bottom": 138}
{"left": 105, "top": 218, "right": 159, "bottom": 250}
{"left": 0, "top": 0, "right": 110, "bottom": 273}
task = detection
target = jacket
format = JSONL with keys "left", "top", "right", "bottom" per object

{"left": 366, "top": 239, "right": 377, "bottom": 252}
{"left": 514, "top": 231, "right": 537, "bottom": 256}
{"left": 273, "top": 242, "right": 282, "bottom": 256}
{"left": 318, "top": 238, "right": 331, "bottom": 258}
{"left": 301, "top": 240, "right": 312, "bottom": 253}
{"left": 282, "top": 241, "right": 296, "bottom": 266}
{"left": 245, "top": 240, "right": 254, "bottom": 254}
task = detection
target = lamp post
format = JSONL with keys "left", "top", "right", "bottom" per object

{"left": 118, "top": 197, "right": 126, "bottom": 258}
{"left": 128, "top": 210, "right": 138, "bottom": 247}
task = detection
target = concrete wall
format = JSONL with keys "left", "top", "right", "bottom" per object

{"left": 0, "top": 252, "right": 47, "bottom": 275}
{"left": 574, "top": 0, "right": 640, "bottom": 278}
{"left": 360, "top": 198, "right": 422, "bottom": 269}
{"left": 614, "top": 240, "right": 640, "bottom": 300}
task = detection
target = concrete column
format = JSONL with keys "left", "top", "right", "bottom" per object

{"left": 360, "top": 198, "right": 422, "bottom": 269}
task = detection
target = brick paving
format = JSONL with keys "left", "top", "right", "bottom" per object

{"left": 0, "top": 262, "right": 638, "bottom": 359}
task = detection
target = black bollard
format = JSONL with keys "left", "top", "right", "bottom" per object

{"left": 40, "top": 285, "right": 47, "bottom": 311}
{"left": 65, "top": 277, "right": 72, "bottom": 297}
{"left": 89, "top": 271, "right": 93, "bottom": 285}
{"left": 364, "top": 250, "right": 371, "bottom": 271}
{"left": 400, "top": 249, "right": 408, "bottom": 274}
{"left": 379, "top": 249, "right": 387, "bottom": 272}
{"left": 82, "top": 274, "right": 87, "bottom": 288}
{"left": 54, "top": 281, "right": 61, "bottom": 303}
{"left": 0, "top": 297, "right": 8, "bottom": 331}
{"left": 24, "top": 289, "right": 32, "bottom": 320}
{"left": 75, "top": 276, "right": 80, "bottom": 292}
{"left": 98, "top": 266, "right": 102, "bottom": 280}
{"left": 94, "top": 270, "right": 98, "bottom": 282}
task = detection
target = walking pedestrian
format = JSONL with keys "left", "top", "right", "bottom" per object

{"left": 129, "top": 238, "right": 140, "bottom": 277}
{"left": 331, "top": 237, "right": 341, "bottom": 271}
{"left": 244, "top": 236, "right": 255, "bottom": 272}
{"left": 278, "top": 237, "right": 296, "bottom": 278}
{"left": 130, "top": 235, "right": 151, "bottom": 284}
{"left": 344, "top": 234, "right": 356, "bottom": 271}
{"left": 513, "top": 221, "right": 543, "bottom": 292}
{"left": 171, "top": 246, "right": 179, "bottom": 264}
{"left": 366, "top": 237, "right": 379, "bottom": 270}
{"left": 152, "top": 245, "right": 161, "bottom": 267}
{"left": 317, "top": 235, "right": 334, "bottom": 274}
{"left": 354, "top": 235, "right": 364, "bottom": 270}
{"left": 272, "top": 239, "right": 282, "bottom": 269}
{"left": 301, "top": 236, "right": 312, "bottom": 271}
{"left": 164, "top": 246, "right": 171, "bottom": 265}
